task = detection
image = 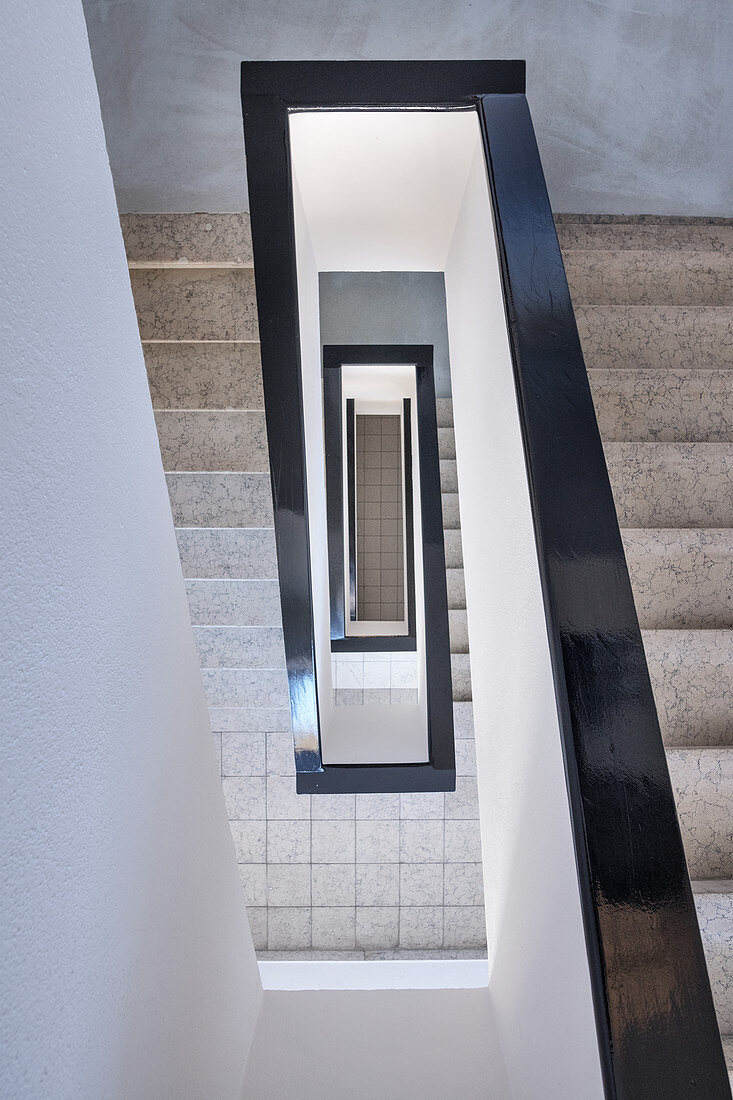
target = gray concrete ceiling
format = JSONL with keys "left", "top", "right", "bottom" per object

{"left": 82, "top": 0, "right": 732, "bottom": 215}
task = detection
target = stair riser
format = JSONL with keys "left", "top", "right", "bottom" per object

{"left": 436, "top": 399, "right": 453, "bottom": 429}
{"left": 442, "top": 493, "right": 460, "bottom": 530}
{"left": 447, "top": 569, "right": 466, "bottom": 611}
{"left": 177, "top": 528, "right": 277, "bottom": 580}
{"left": 668, "top": 749, "right": 733, "bottom": 879}
{"left": 194, "top": 626, "right": 285, "bottom": 670}
{"left": 451, "top": 654, "right": 472, "bottom": 703}
{"left": 557, "top": 222, "right": 733, "bottom": 253}
{"left": 145, "top": 342, "right": 263, "bottom": 410}
{"left": 443, "top": 529, "right": 463, "bottom": 569}
{"left": 623, "top": 530, "right": 733, "bottom": 629}
{"left": 449, "top": 610, "right": 469, "bottom": 654}
{"left": 186, "top": 579, "right": 282, "bottom": 627}
{"left": 643, "top": 631, "right": 733, "bottom": 748}
{"left": 607, "top": 445, "right": 733, "bottom": 528}
{"left": 438, "top": 427, "right": 456, "bottom": 459}
{"left": 167, "top": 472, "right": 273, "bottom": 527}
{"left": 576, "top": 307, "right": 732, "bottom": 371}
{"left": 696, "top": 892, "right": 733, "bottom": 1034}
{"left": 591, "top": 369, "right": 733, "bottom": 443}
{"left": 440, "top": 460, "right": 457, "bottom": 494}
{"left": 156, "top": 410, "right": 268, "bottom": 472}
{"left": 208, "top": 705, "right": 292, "bottom": 733}
{"left": 566, "top": 251, "right": 731, "bottom": 306}
{"left": 121, "top": 213, "right": 253, "bottom": 264}
{"left": 132, "top": 268, "right": 258, "bottom": 340}
{"left": 202, "top": 668, "right": 289, "bottom": 709}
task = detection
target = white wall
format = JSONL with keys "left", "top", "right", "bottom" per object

{"left": 444, "top": 134, "right": 605, "bottom": 1098}
{"left": 0, "top": 3, "right": 261, "bottom": 1095}
{"left": 242, "top": 988, "right": 511, "bottom": 1099}
{"left": 82, "top": 0, "right": 730, "bottom": 217}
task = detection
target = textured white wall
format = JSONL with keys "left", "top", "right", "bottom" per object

{"left": 81, "top": 0, "right": 730, "bottom": 216}
{"left": 0, "top": 3, "right": 261, "bottom": 1096}
{"left": 444, "top": 134, "right": 605, "bottom": 1098}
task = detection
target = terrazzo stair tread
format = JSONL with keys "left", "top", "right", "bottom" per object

{"left": 438, "top": 426, "right": 456, "bottom": 459}
{"left": 442, "top": 492, "right": 460, "bottom": 530}
{"left": 202, "top": 667, "right": 289, "bottom": 709}
{"left": 565, "top": 250, "right": 731, "bottom": 306}
{"left": 131, "top": 267, "right": 258, "bottom": 340}
{"left": 176, "top": 527, "right": 277, "bottom": 579}
{"left": 451, "top": 654, "right": 472, "bottom": 702}
{"left": 166, "top": 472, "right": 273, "bottom": 527}
{"left": 193, "top": 625, "right": 285, "bottom": 670}
{"left": 667, "top": 747, "right": 733, "bottom": 880}
{"left": 575, "top": 306, "right": 732, "bottom": 371}
{"left": 622, "top": 529, "right": 733, "bottom": 629}
{"left": 694, "top": 883, "right": 733, "bottom": 1034}
{"left": 155, "top": 410, "right": 268, "bottom": 471}
{"left": 446, "top": 568, "right": 466, "bottom": 611}
{"left": 606, "top": 444, "right": 733, "bottom": 528}
{"left": 121, "top": 212, "right": 253, "bottom": 265}
{"left": 443, "top": 529, "right": 463, "bottom": 569}
{"left": 144, "top": 342, "right": 263, "bottom": 410}
{"left": 186, "top": 578, "right": 283, "bottom": 627}
{"left": 556, "top": 219, "right": 733, "bottom": 253}
{"left": 449, "top": 610, "right": 469, "bottom": 654}
{"left": 440, "top": 459, "right": 458, "bottom": 494}
{"left": 591, "top": 368, "right": 733, "bottom": 443}
{"left": 436, "top": 398, "right": 453, "bottom": 428}
{"left": 643, "top": 630, "right": 733, "bottom": 748}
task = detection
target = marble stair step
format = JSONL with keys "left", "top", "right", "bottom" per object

{"left": 557, "top": 219, "right": 732, "bottom": 253}
{"left": 155, "top": 410, "right": 268, "bottom": 471}
{"left": 131, "top": 267, "right": 259, "bottom": 340}
{"left": 443, "top": 529, "right": 463, "bottom": 569}
{"left": 176, "top": 527, "right": 277, "bottom": 579}
{"left": 446, "top": 568, "right": 466, "bottom": 611}
{"left": 202, "top": 667, "right": 289, "bottom": 709}
{"left": 121, "top": 213, "right": 253, "bottom": 265}
{"left": 442, "top": 492, "right": 460, "bottom": 530}
{"left": 166, "top": 472, "right": 273, "bottom": 527}
{"left": 606, "top": 444, "right": 733, "bottom": 527}
{"left": 144, "top": 342, "right": 263, "bottom": 410}
{"left": 622, "top": 529, "right": 733, "bottom": 629}
{"left": 643, "top": 630, "right": 733, "bottom": 748}
{"left": 576, "top": 306, "right": 732, "bottom": 371}
{"left": 193, "top": 625, "right": 285, "bottom": 669}
{"left": 438, "top": 426, "right": 456, "bottom": 459}
{"left": 449, "top": 610, "right": 469, "bottom": 654}
{"left": 440, "top": 459, "right": 457, "bottom": 494}
{"left": 186, "top": 578, "right": 283, "bottom": 626}
{"left": 436, "top": 398, "right": 453, "bottom": 429}
{"left": 450, "top": 654, "right": 472, "bottom": 703}
{"left": 565, "top": 250, "right": 731, "bottom": 306}
{"left": 668, "top": 748, "right": 733, "bottom": 879}
{"left": 693, "top": 880, "right": 733, "bottom": 1036}
{"left": 592, "top": 368, "right": 733, "bottom": 443}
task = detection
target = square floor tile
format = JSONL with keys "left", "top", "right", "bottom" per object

{"left": 312, "top": 907, "right": 356, "bottom": 950}
{"left": 267, "top": 775, "right": 310, "bottom": 820}
{"left": 312, "top": 819, "right": 355, "bottom": 863}
{"left": 247, "top": 906, "right": 267, "bottom": 950}
{"left": 355, "top": 907, "right": 399, "bottom": 949}
{"left": 444, "top": 906, "right": 487, "bottom": 949}
{"left": 222, "top": 776, "right": 266, "bottom": 820}
{"left": 266, "top": 732, "right": 296, "bottom": 776}
{"left": 400, "top": 863, "right": 444, "bottom": 905}
{"left": 311, "top": 793, "right": 356, "bottom": 820}
{"left": 444, "top": 863, "right": 484, "bottom": 906}
{"left": 268, "top": 864, "right": 311, "bottom": 906}
{"left": 356, "top": 820, "right": 400, "bottom": 863}
{"left": 444, "top": 777, "right": 479, "bottom": 819}
{"left": 399, "top": 906, "right": 444, "bottom": 949}
{"left": 268, "top": 907, "right": 311, "bottom": 950}
{"left": 312, "top": 864, "right": 356, "bottom": 906}
{"left": 355, "top": 863, "right": 400, "bottom": 906}
{"left": 229, "top": 820, "right": 266, "bottom": 863}
{"left": 237, "top": 863, "right": 267, "bottom": 907}
{"left": 399, "top": 820, "right": 444, "bottom": 863}
{"left": 400, "top": 791, "right": 444, "bottom": 819}
{"left": 222, "top": 730, "right": 266, "bottom": 776}
{"left": 444, "top": 820, "right": 482, "bottom": 863}
{"left": 266, "top": 820, "right": 310, "bottom": 864}
{"left": 355, "top": 793, "right": 400, "bottom": 820}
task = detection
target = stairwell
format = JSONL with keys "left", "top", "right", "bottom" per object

{"left": 559, "top": 213, "right": 733, "bottom": 1076}
{"left": 122, "top": 213, "right": 484, "bottom": 957}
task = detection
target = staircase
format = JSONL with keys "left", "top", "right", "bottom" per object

{"left": 558, "top": 214, "right": 733, "bottom": 1076}
{"left": 122, "top": 214, "right": 484, "bottom": 956}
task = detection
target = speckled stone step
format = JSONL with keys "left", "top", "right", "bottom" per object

{"left": 436, "top": 398, "right": 453, "bottom": 429}
{"left": 166, "top": 472, "right": 273, "bottom": 527}
{"left": 144, "top": 342, "right": 263, "bottom": 410}
{"left": 591, "top": 368, "right": 733, "bottom": 443}
{"left": 606, "top": 444, "right": 733, "bottom": 527}
{"left": 131, "top": 267, "right": 259, "bottom": 340}
{"left": 556, "top": 218, "right": 733, "bottom": 253}
{"left": 176, "top": 527, "right": 277, "bottom": 579}
{"left": 121, "top": 213, "right": 253, "bottom": 265}
{"left": 623, "top": 529, "right": 733, "bottom": 629}
{"left": 668, "top": 748, "right": 733, "bottom": 879}
{"left": 642, "top": 630, "right": 733, "bottom": 748}
{"left": 449, "top": 610, "right": 468, "bottom": 654}
{"left": 565, "top": 251, "right": 731, "bottom": 307}
{"left": 576, "top": 306, "right": 732, "bottom": 371}
{"left": 193, "top": 626, "right": 285, "bottom": 669}
{"left": 440, "top": 459, "right": 457, "bottom": 493}
{"left": 446, "top": 568, "right": 466, "bottom": 611}
{"left": 155, "top": 410, "right": 268, "bottom": 472}
{"left": 186, "top": 578, "right": 283, "bottom": 627}
{"left": 443, "top": 529, "right": 463, "bottom": 569}
{"left": 442, "top": 493, "right": 460, "bottom": 530}
{"left": 202, "top": 667, "right": 289, "bottom": 709}
{"left": 438, "top": 426, "right": 456, "bottom": 459}
{"left": 450, "top": 654, "right": 472, "bottom": 703}
{"left": 693, "top": 881, "right": 733, "bottom": 1035}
